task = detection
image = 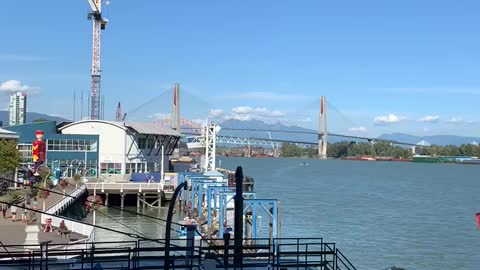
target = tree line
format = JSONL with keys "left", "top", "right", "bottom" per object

{"left": 280, "top": 141, "right": 480, "bottom": 159}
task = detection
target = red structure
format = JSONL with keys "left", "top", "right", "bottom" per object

{"left": 32, "top": 130, "right": 46, "bottom": 176}
{"left": 476, "top": 213, "right": 480, "bottom": 229}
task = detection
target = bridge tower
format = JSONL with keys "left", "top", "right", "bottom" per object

{"left": 171, "top": 83, "right": 180, "bottom": 158}
{"left": 318, "top": 96, "right": 328, "bottom": 159}
{"left": 171, "top": 83, "right": 180, "bottom": 131}
{"left": 203, "top": 122, "right": 218, "bottom": 172}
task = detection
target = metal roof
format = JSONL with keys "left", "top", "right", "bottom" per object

{"left": 124, "top": 122, "right": 181, "bottom": 136}
{"left": 59, "top": 120, "right": 181, "bottom": 137}
{"left": 0, "top": 127, "right": 19, "bottom": 139}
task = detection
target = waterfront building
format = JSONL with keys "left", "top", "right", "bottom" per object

{"left": 9, "top": 92, "right": 27, "bottom": 126}
{"left": 59, "top": 120, "right": 181, "bottom": 178}
{"left": 5, "top": 121, "right": 99, "bottom": 180}
{"left": 5, "top": 120, "right": 181, "bottom": 180}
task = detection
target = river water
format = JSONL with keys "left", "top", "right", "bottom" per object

{"left": 89, "top": 157, "right": 480, "bottom": 269}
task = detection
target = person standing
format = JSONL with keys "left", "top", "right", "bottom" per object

{"left": 1, "top": 203, "right": 7, "bottom": 219}
{"left": 21, "top": 203, "right": 28, "bottom": 222}
{"left": 32, "top": 197, "right": 38, "bottom": 210}
{"left": 10, "top": 204, "right": 17, "bottom": 222}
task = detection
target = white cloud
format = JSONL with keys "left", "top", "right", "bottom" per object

{"left": 223, "top": 91, "right": 311, "bottom": 101}
{"left": 208, "top": 109, "right": 223, "bottom": 118}
{"left": 419, "top": 115, "right": 440, "bottom": 123}
{"left": 300, "top": 117, "right": 312, "bottom": 123}
{"left": 373, "top": 114, "right": 405, "bottom": 125}
{"left": 148, "top": 113, "right": 170, "bottom": 120}
{"left": 231, "top": 106, "right": 285, "bottom": 118}
{"left": 446, "top": 117, "right": 464, "bottom": 124}
{"left": 0, "top": 80, "right": 38, "bottom": 94}
{"left": 223, "top": 106, "right": 286, "bottom": 122}
{"left": 348, "top": 126, "right": 367, "bottom": 133}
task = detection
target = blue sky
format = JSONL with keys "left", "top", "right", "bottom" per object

{"left": 0, "top": 0, "right": 479, "bottom": 136}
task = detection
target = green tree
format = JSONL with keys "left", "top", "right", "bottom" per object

{"left": 0, "top": 140, "right": 22, "bottom": 175}
{"left": 280, "top": 143, "right": 303, "bottom": 157}
{"left": 32, "top": 119, "right": 50, "bottom": 123}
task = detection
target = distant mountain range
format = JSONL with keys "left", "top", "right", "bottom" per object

{"left": 218, "top": 119, "right": 344, "bottom": 144}
{"left": 1, "top": 113, "right": 476, "bottom": 146}
{"left": 217, "top": 119, "right": 480, "bottom": 146}
{"left": 0, "top": 111, "right": 68, "bottom": 127}
{"left": 378, "top": 133, "right": 479, "bottom": 146}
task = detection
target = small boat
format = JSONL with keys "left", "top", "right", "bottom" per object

{"left": 299, "top": 162, "right": 309, "bottom": 166}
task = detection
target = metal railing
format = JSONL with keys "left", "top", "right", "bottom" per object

{"left": 40, "top": 185, "right": 93, "bottom": 239}
{"left": 85, "top": 182, "right": 175, "bottom": 193}
{"left": 0, "top": 237, "right": 356, "bottom": 270}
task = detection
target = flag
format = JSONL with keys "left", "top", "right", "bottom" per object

{"left": 476, "top": 213, "right": 480, "bottom": 229}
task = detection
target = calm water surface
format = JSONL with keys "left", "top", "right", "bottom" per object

{"left": 90, "top": 157, "right": 480, "bottom": 269}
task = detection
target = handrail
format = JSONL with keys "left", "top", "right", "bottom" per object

{"left": 85, "top": 182, "right": 175, "bottom": 191}
{"left": 336, "top": 248, "right": 357, "bottom": 270}
{"left": 0, "top": 237, "right": 356, "bottom": 269}
{"left": 0, "top": 241, "right": 14, "bottom": 261}
{"left": 41, "top": 185, "right": 93, "bottom": 239}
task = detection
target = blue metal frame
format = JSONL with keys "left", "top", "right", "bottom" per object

{"left": 218, "top": 191, "right": 257, "bottom": 238}
{"left": 191, "top": 179, "right": 218, "bottom": 216}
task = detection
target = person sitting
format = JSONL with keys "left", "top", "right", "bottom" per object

{"left": 57, "top": 220, "right": 70, "bottom": 237}
{"left": 44, "top": 218, "right": 53, "bottom": 232}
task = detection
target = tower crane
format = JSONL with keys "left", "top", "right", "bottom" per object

{"left": 87, "top": 0, "right": 109, "bottom": 120}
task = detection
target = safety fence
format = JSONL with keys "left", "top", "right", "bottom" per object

{"left": 0, "top": 237, "right": 356, "bottom": 270}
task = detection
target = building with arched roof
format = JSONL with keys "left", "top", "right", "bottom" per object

{"left": 5, "top": 120, "right": 181, "bottom": 180}
{"left": 59, "top": 120, "right": 181, "bottom": 176}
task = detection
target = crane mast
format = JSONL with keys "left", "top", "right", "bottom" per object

{"left": 87, "top": 0, "right": 108, "bottom": 120}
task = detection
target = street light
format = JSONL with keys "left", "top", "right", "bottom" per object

{"left": 83, "top": 171, "right": 104, "bottom": 242}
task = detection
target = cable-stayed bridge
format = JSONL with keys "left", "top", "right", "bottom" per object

{"left": 126, "top": 85, "right": 421, "bottom": 160}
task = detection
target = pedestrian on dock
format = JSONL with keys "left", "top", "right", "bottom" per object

{"left": 10, "top": 204, "right": 17, "bottom": 222}
{"left": 1, "top": 203, "right": 7, "bottom": 219}
{"left": 21, "top": 203, "right": 28, "bottom": 222}
{"left": 32, "top": 197, "right": 38, "bottom": 210}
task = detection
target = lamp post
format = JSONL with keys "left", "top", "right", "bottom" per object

{"left": 83, "top": 173, "right": 103, "bottom": 243}
{"left": 164, "top": 181, "right": 188, "bottom": 270}
{"left": 39, "top": 164, "right": 51, "bottom": 212}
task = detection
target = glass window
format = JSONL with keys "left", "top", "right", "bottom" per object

{"left": 66, "top": 139, "right": 73, "bottom": 151}
{"left": 100, "top": 163, "right": 107, "bottom": 174}
{"left": 138, "top": 137, "right": 147, "bottom": 149}
{"left": 72, "top": 140, "right": 78, "bottom": 151}
{"left": 147, "top": 137, "right": 155, "bottom": 149}
{"left": 91, "top": 140, "right": 97, "bottom": 151}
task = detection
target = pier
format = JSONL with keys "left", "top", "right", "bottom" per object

{"left": 84, "top": 177, "right": 176, "bottom": 209}
{"left": 0, "top": 179, "right": 89, "bottom": 246}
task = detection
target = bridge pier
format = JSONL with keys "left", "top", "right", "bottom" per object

{"left": 105, "top": 193, "right": 109, "bottom": 207}
{"left": 120, "top": 193, "right": 125, "bottom": 209}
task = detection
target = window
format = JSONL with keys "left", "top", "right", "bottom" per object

{"left": 147, "top": 137, "right": 155, "bottom": 149}
{"left": 100, "top": 162, "right": 122, "bottom": 174}
{"left": 46, "top": 139, "right": 98, "bottom": 152}
{"left": 138, "top": 137, "right": 147, "bottom": 149}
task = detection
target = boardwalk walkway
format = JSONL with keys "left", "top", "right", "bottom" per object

{"left": 0, "top": 179, "right": 87, "bottom": 245}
